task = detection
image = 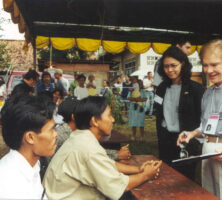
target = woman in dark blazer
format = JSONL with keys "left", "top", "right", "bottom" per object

{"left": 155, "top": 46, "right": 205, "bottom": 180}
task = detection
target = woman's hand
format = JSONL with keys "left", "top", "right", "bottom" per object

{"left": 177, "top": 129, "right": 202, "bottom": 146}
{"left": 211, "top": 149, "right": 222, "bottom": 161}
{"left": 177, "top": 131, "right": 194, "bottom": 146}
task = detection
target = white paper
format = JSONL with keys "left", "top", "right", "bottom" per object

{"left": 154, "top": 95, "right": 163, "bottom": 105}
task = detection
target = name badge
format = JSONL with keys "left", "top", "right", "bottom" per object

{"left": 204, "top": 114, "right": 220, "bottom": 135}
{"left": 154, "top": 95, "right": 163, "bottom": 105}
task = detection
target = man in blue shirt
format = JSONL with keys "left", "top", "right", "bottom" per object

{"left": 37, "top": 71, "right": 55, "bottom": 95}
{"left": 121, "top": 75, "right": 133, "bottom": 114}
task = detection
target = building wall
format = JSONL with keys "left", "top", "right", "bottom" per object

{"left": 140, "top": 48, "right": 161, "bottom": 74}
{"left": 51, "top": 63, "right": 109, "bottom": 95}
{"left": 139, "top": 48, "right": 202, "bottom": 76}
{"left": 111, "top": 51, "right": 139, "bottom": 77}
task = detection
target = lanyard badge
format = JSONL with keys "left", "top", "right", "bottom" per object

{"left": 204, "top": 114, "right": 220, "bottom": 135}
{"left": 205, "top": 88, "right": 222, "bottom": 135}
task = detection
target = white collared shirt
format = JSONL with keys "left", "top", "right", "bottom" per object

{"left": 114, "top": 82, "right": 123, "bottom": 93}
{"left": 200, "top": 84, "right": 222, "bottom": 135}
{"left": 74, "top": 86, "right": 89, "bottom": 100}
{"left": 0, "top": 150, "right": 45, "bottom": 199}
{"left": 143, "top": 78, "right": 154, "bottom": 92}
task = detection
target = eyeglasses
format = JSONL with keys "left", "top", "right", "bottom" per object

{"left": 163, "top": 63, "right": 180, "bottom": 69}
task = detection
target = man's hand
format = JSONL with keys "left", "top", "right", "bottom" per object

{"left": 118, "top": 144, "right": 131, "bottom": 160}
{"left": 139, "top": 160, "right": 154, "bottom": 172}
{"left": 142, "top": 160, "right": 162, "bottom": 180}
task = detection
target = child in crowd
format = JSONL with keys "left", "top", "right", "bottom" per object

{"left": 86, "top": 74, "right": 96, "bottom": 96}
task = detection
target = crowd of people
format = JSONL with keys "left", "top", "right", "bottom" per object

{"left": 0, "top": 84, "right": 161, "bottom": 199}
{"left": 1, "top": 38, "right": 222, "bottom": 199}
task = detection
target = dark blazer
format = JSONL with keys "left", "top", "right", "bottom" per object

{"left": 155, "top": 80, "right": 205, "bottom": 134}
{"left": 10, "top": 80, "right": 34, "bottom": 97}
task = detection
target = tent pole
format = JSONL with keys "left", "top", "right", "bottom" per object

{"left": 33, "top": 36, "right": 37, "bottom": 70}
{"left": 49, "top": 43, "right": 52, "bottom": 67}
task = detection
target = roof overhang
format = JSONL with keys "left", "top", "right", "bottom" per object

{"left": 11, "top": 0, "right": 222, "bottom": 45}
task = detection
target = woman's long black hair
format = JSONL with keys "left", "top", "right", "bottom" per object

{"left": 158, "top": 46, "right": 192, "bottom": 86}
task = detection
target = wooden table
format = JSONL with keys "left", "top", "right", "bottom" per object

{"left": 121, "top": 155, "right": 219, "bottom": 200}
{"left": 100, "top": 129, "right": 130, "bottom": 150}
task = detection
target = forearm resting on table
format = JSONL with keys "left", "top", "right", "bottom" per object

{"left": 125, "top": 172, "right": 148, "bottom": 191}
{"left": 125, "top": 160, "right": 162, "bottom": 191}
{"left": 115, "top": 162, "right": 140, "bottom": 174}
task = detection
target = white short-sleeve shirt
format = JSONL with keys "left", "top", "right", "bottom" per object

{"left": 74, "top": 86, "right": 89, "bottom": 100}
{"left": 0, "top": 150, "right": 45, "bottom": 199}
{"left": 143, "top": 78, "right": 154, "bottom": 92}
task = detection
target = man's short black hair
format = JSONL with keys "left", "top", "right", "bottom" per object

{"left": 53, "top": 88, "right": 64, "bottom": 98}
{"left": 173, "top": 37, "right": 191, "bottom": 47}
{"left": 1, "top": 95, "right": 55, "bottom": 150}
{"left": 23, "top": 69, "right": 40, "bottom": 81}
{"left": 77, "top": 74, "right": 86, "bottom": 81}
{"left": 103, "top": 80, "right": 110, "bottom": 87}
{"left": 41, "top": 71, "right": 51, "bottom": 80}
{"left": 75, "top": 96, "right": 108, "bottom": 129}
{"left": 58, "top": 97, "right": 79, "bottom": 123}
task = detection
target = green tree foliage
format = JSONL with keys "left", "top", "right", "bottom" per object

{"left": 37, "top": 46, "right": 90, "bottom": 62}
{"left": 104, "top": 90, "right": 125, "bottom": 125}
{"left": 0, "top": 41, "right": 11, "bottom": 69}
{"left": 0, "top": 11, "right": 11, "bottom": 69}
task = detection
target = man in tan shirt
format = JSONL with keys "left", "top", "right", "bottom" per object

{"left": 43, "top": 96, "right": 162, "bottom": 200}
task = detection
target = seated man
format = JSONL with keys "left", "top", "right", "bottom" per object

{"left": 0, "top": 95, "right": 57, "bottom": 199}
{"left": 55, "top": 97, "right": 130, "bottom": 161}
{"left": 41, "top": 97, "right": 131, "bottom": 174}
{"left": 41, "top": 97, "right": 131, "bottom": 178}
{"left": 43, "top": 96, "right": 162, "bottom": 200}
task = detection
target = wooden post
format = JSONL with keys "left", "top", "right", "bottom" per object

{"left": 33, "top": 36, "right": 37, "bottom": 70}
